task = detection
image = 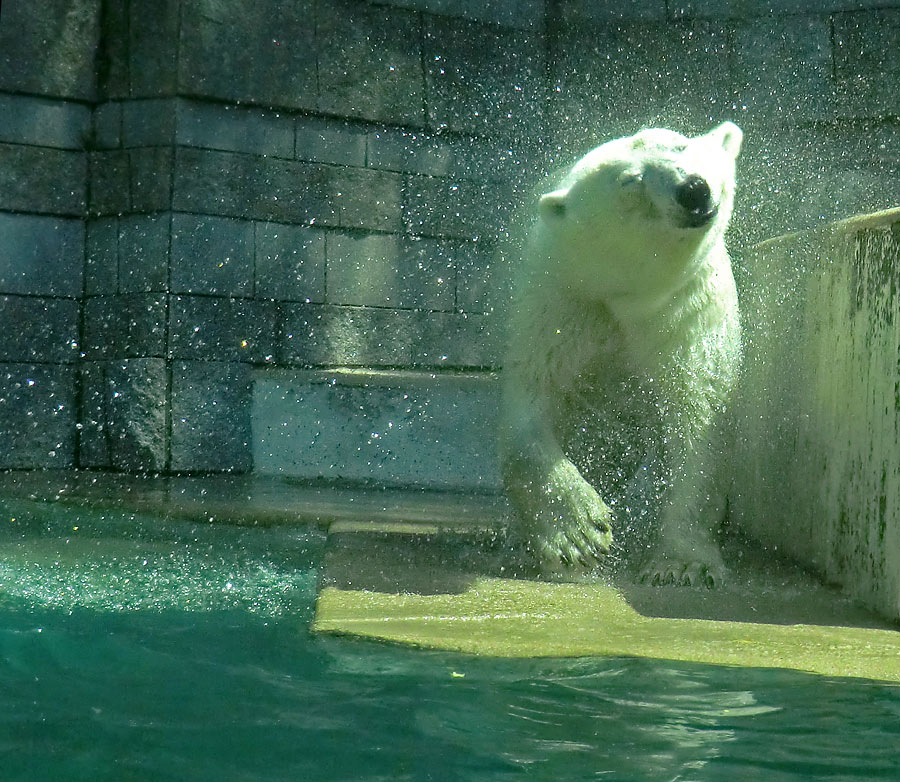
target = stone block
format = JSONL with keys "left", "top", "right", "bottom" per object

{"left": 255, "top": 222, "right": 326, "bottom": 302}
{"left": 317, "top": 0, "right": 424, "bottom": 126}
{"left": 88, "top": 151, "right": 130, "bottom": 216}
{"left": 402, "top": 175, "right": 510, "bottom": 240}
{"left": 96, "top": 1, "right": 129, "bottom": 99}
{"left": 78, "top": 358, "right": 168, "bottom": 471}
{"left": 173, "top": 147, "right": 338, "bottom": 226}
{"left": 171, "top": 214, "right": 254, "bottom": 296}
{"left": 732, "top": 210, "right": 900, "bottom": 620}
{"left": 130, "top": 147, "right": 174, "bottom": 212}
{"left": 833, "top": 9, "right": 900, "bottom": 118}
{"left": 92, "top": 101, "right": 123, "bottom": 149}
{"left": 0, "top": 0, "right": 101, "bottom": 101}
{"left": 0, "top": 363, "right": 76, "bottom": 469}
{"left": 0, "top": 295, "right": 80, "bottom": 363}
{"left": 279, "top": 302, "right": 419, "bottom": 367}
{"left": 0, "top": 94, "right": 91, "bottom": 149}
{"left": 278, "top": 302, "right": 497, "bottom": 369}
{"left": 423, "top": 15, "right": 545, "bottom": 139}
{"left": 175, "top": 99, "right": 295, "bottom": 158}
{"left": 83, "top": 293, "right": 168, "bottom": 359}
{"left": 377, "top": 0, "right": 545, "bottom": 28}
{"left": 732, "top": 17, "right": 835, "bottom": 122}
{"left": 366, "top": 128, "right": 455, "bottom": 176}
{"left": 454, "top": 238, "right": 513, "bottom": 315}
{"left": 252, "top": 368, "right": 501, "bottom": 490}
{"left": 86, "top": 218, "right": 119, "bottom": 294}
{"left": 169, "top": 295, "right": 278, "bottom": 363}
{"left": 0, "top": 212, "right": 84, "bottom": 296}
{"left": 119, "top": 214, "right": 170, "bottom": 293}
{"left": 296, "top": 117, "right": 367, "bottom": 167}
{"left": 179, "top": 0, "right": 317, "bottom": 111}
{"left": 549, "top": 20, "right": 732, "bottom": 150}
{"left": 122, "top": 98, "right": 176, "bottom": 147}
{"left": 420, "top": 310, "right": 503, "bottom": 368}
{"left": 170, "top": 360, "right": 252, "bottom": 472}
{"left": 128, "top": 0, "right": 180, "bottom": 97}
{"left": 557, "top": 0, "right": 665, "bottom": 20}
{"left": 670, "top": 0, "right": 892, "bottom": 19}
{"left": 326, "top": 232, "right": 455, "bottom": 310}
{"left": 333, "top": 167, "right": 404, "bottom": 232}
{"left": 0, "top": 143, "right": 86, "bottom": 216}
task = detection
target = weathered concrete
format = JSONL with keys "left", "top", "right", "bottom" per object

{"left": 732, "top": 207, "right": 900, "bottom": 622}
{"left": 252, "top": 368, "right": 501, "bottom": 490}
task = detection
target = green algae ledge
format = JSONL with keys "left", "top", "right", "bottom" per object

{"left": 314, "top": 577, "right": 900, "bottom": 683}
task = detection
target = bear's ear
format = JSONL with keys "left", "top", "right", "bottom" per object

{"left": 539, "top": 189, "right": 567, "bottom": 223}
{"left": 708, "top": 121, "right": 743, "bottom": 158}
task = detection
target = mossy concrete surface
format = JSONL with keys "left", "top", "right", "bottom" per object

{"left": 314, "top": 527, "right": 900, "bottom": 684}
{"left": 733, "top": 207, "right": 900, "bottom": 622}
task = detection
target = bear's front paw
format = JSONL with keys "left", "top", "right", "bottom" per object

{"left": 638, "top": 554, "right": 726, "bottom": 589}
{"left": 529, "top": 461, "right": 614, "bottom": 573}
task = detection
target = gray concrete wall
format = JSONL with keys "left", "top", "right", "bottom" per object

{"left": 732, "top": 209, "right": 900, "bottom": 620}
{"left": 1, "top": 0, "right": 899, "bottom": 482}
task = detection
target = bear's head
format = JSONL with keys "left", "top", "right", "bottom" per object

{"left": 536, "top": 122, "right": 742, "bottom": 302}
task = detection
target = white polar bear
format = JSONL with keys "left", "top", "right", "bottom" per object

{"left": 499, "top": 122, "right": 743, "bottom": 587}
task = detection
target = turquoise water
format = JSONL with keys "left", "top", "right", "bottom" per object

{"left": 2, "top": 507, "right": 899, "bottom": 781}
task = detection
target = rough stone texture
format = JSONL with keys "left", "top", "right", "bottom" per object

{"left": 378, "top": 0, "right": 546, "bottom": 29}
{"left": 129, "top": 147, "right": 175, "bottom": 213}
{"left": 175, "top": 100, "right": 295, "bottom": 158}
{"left": 0, "top": 0, "right": 101, "bottom": 100}
{"left": 179, "top": 0, "right": 317, "bottom": 110}
{"left": 423, "top": 15, "right": 545, "bottom": 139}
{"left": 0, "top": 213, "right": 84, "bottom": 297}
{"left": 548, "top": 20, "right": 732, "bottom": 151}
{"left": 403, "top": 175, "right": 510, "bottom": 239}
{"left": 296, "top": 118, "right": 367, "bottom": 167}
{"left": 317, "top": 0, "right": 424, "bottom": 125}
{"left": 732, "top": 210, "right": 900, "bottom": 621}
{"left": 118, "top": 214, "right": 171, "bottom": 294}
{"left": 279, "top": 303, "right": 500, "bottom": 369}
{"left": 558, "top": 0, "right": 665, "bottom": 20}
{"left": 325, "top": 232, "right": 455, "bottom": 310}
{"left": 170, "top": 214, "right": 255, "bottom": 296}
{"left": 0, "top": 297, "right": 80, "bottom": 363}
{"left": 170, "top": 360, "right": 253, "bottom": 472}
{"left": 79, "top": 358, "right": 168, "bottom": 471}
{"left": 833, "top": 9, "right": 900, "bottom": 118}
{"left": 168, "top": 296, "right": 278, "bottom": 363}
{"left": 673, "top": 0, "right": 898, "bottom": 19}
{"left": 85, "top": 218, "right": 119, "bottom": 295}
{"left": 83, "top": 294, "right": 168, "bottom": 359}
{"left": 255, "top": 222, "right": 327, "bottom": 302}
{"left": 0, "top": 144, "right": 86, "bottom": 217}
{"left": 0, "top": 363, "right": 76, "bottom": 468}
{"left": 0, "top": 95, "right": 91, "bottom": 150}
{"left": 252, "top": 368, "right": 500, "bottom": 489}
{"left": 731, "top": 16, "right": 835, "bottom": 121}
{"left": 173, "top": 148, "right": 338, "bottom": 226}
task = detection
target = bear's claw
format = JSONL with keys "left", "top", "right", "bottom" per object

{"left": 638, "top": 558, "right": 725, "bottom": 589}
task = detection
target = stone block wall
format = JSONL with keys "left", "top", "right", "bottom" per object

{"left": 1, "top": 0, "right": 899, "bottom": 480}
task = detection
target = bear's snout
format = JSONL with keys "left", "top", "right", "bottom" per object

{"left": 675, "top": 175, "right": 717, "bottom": 227}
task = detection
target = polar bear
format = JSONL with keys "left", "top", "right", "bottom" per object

{"left": 499, "top": 122, "right": 743, "bottom": 587}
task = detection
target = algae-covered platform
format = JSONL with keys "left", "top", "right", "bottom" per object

{"left": 314, "top": 522, "right": 900, "bottom": 684}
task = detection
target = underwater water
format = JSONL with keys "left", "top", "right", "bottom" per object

{"left": 1, "top": 509, "right": 898, "bottom": 782}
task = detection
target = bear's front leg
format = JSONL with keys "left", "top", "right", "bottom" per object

{"left": 499, "top": 383, "right": 613, "bottom": 573}
{"left": 504, "top": 455, "right": 614, "bottom": 572}
{"left": 638, "top": 435, "right": 728, "bottom": 588}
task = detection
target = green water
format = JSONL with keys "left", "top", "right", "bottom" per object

{"left": 1, "top": 507, "right": 898, "bottom": 781}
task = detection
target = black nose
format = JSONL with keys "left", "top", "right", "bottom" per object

{"left": 675, "top": 175, "right": 712, "bottom": 212}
